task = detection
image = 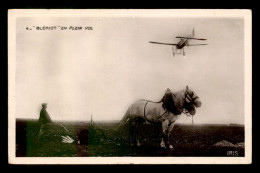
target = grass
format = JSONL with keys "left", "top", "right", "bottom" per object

{"left": 16, "top": 119, "right": 244, "bottom": 157}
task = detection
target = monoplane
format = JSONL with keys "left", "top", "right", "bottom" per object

{"left": 149, "top": 28, "right": 207, "bottom": 56}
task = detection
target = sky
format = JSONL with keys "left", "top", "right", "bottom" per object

{"left": 15, "top": 16, "right": 245, "bottom": 124}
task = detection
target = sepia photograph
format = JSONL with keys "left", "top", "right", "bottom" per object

{"left": 8, "top": 9, "right": 252, "bottom": 164}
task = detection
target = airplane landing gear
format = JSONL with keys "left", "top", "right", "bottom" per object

{"left": 172, "top": 46, "right": 175, "bottom": 57}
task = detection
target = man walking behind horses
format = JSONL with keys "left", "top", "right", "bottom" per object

{"left": 38, "top": 103, "right": 74, "bottom": 143}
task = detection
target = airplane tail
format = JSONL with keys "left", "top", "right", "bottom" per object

{"left": 192, "top": 28, "right": 195, "bottom": 37}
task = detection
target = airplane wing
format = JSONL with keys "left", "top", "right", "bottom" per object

{"left": 188, "top": 44, "right": 208, "bottom": 46}
{"left": 149, "top": 41, "right": 178, "bottom": 46}
{"left": 176, "top": 37, "right": 207, "bottom": 41}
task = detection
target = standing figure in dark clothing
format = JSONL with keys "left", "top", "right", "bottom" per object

{"left": 38, "top": 103, "right": 52, "bottom": 137}
{"left": 38, "top": 103, "right": 74, "bottom": 143}
{"left": 39, "top": 103, "right": 52, "bottom": 124}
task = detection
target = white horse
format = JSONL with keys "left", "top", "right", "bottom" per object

{"left": 120, "top": 86, "right": 202, "bottom": 149}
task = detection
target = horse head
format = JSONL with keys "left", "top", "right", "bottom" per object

{"left": 183, "top": 85, "right": 202, "bottom": 115}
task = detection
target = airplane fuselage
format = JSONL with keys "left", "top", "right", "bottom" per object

{"left": 176, "top": 34, "right": 193, "bottom": 49}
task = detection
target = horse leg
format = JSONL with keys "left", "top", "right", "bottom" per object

{"left": 135, "top": 120, "right": 141, "bottom": 147}
{"left": 167, "top": 122, "right": 175, "bottom": 150}
{"left": 129, "top": 118, "right": 139, "bottom": 146}
{"left": 160, "top": 120, "right": 169, "bottom": 148}
{"left": 129, "top": 119, "right": 135, "bottom": 146}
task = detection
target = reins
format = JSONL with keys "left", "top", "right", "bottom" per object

{"left": 183, "top": 88, "right": 195, "bottom": 125}
{"left": 142, "top": 90, "right": 195, "bottom": 126}
{"left": 182, "top": 109, "right": 194, "bottom": 125}
{"left": 174, "top": 110, "right": 194, "bottom": 130}
{"left": 143, "top": 100, "right": 167, "bottom": 123}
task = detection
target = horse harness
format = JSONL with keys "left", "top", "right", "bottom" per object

{"left": 183, "top": 89, "right": 199, "bottom": 115}
{"left": 142, "top": 89, "right": 198, "bottom": 125}
{"left": 184, "top": 89, "right": 199, "bottom": 104}
{"left": 143, "top": 100, "right": 185, "bottom": 125}
{"left": 143, "top": 100, "right": 167, "bottom": 123}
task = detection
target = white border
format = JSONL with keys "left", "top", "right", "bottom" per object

{"left": 8, "top": 9, "right": 252, "bottom": 164}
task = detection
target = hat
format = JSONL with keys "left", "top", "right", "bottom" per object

{"left": 42, "top": 103, "right": 48, "bottom": 106}
{"left": 166, "top": 88, "right": 172, "bottom": 93}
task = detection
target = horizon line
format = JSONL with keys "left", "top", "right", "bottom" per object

{"left": 15, "top": 118, "right": 245, "bottom": 125}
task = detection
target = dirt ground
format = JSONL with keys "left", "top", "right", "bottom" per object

{"left": 16, "top": 119, "right": 245, "bottom": 157}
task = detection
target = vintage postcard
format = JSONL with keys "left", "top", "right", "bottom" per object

{"left": 8, "top": 9, "right": 252, "bottom": 164}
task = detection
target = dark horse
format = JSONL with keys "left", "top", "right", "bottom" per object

{"left": 120, "top": 86, "right": 202, "bottom": 149}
